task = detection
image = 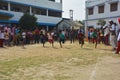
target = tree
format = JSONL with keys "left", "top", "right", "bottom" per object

{"left": 97, "top": 19, "right": 106, "bottom": 27}
{"left": 19, "top": 13, "right": 37, "bottom": 31}
{"left": 78, "top": 20, "right": 84, "bottom": 25}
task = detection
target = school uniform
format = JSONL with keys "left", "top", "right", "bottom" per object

{"left": 22, "top": 32, "right": 26, "bottom": 40}
{"left": 59, "top": 33, "right": 65, "bottom": 44}
{"left": 109, "top": 24, "right": 117, "bottom": 50}
{"left": 104, "top": 27, "right": 110, "bottom": 45}
{"left": 40, "top": 33, "right": 46, "bottom": 44}
{"left": 48, "top": 34, "right": 54, "bottom": 44}
{"left": 92, "top": 31, "right": 97, "bottom": 44}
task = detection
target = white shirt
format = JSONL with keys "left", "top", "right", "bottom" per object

{"left": 104, "top": 27, "right": 110, "bottom": 36}
{"left": 41, "top": 29, "right": 45, "bottom": 35}
{"left": 22, "top": 32, "right": 26, "bottom": 39}
{"left": 117, "top": 32, "right": 120, "bottom": 41}
{"left": 110, "top": 24, "right": 116, "bottom": 31}
{"left": 0, "top": 31, "right": 4, "bottom": 39}
{"left": 48, "top": 34, "right": 53, "bottom": 40}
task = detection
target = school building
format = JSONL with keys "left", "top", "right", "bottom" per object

{"left": 0, "top": 0, "right": 63, "bottom": 30}
{"left": 85, "top": 0, "right": 120, "bottom": 31}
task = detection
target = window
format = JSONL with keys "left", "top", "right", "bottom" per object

{"left": 48, "top": 10, "right": 62, "bottom": 17}
{"left": 32, "top": 7, "right": 46, "bottom": 15}
{"left": 110, "top": 2, "right": 118, "bottom": 12}
{"left": 88, "top": 7, "right": 94, "bottom": 15}
{"left": 49, "top": 0, "right": 55, "bottom": 2}
{"left": 0, "top": 1, "right": 8, "bottom": 11}
{"left": 98, "top": 5, "right": 104, "bottom": 13}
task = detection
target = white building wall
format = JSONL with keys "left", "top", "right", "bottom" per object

{"left": 0, "top": 0, "right": 62, "bottom": 25}
{"left": 86, "top": 0, "right": 120, "bottom": 28}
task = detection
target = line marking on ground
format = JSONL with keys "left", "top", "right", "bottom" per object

{"left": 89, "top": 57, "right": 100, "bottom": 80}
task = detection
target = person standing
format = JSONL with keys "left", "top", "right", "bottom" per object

{"left": 21, "top": 30, "right": 26, "bottom": 49}
{"left": 40, "top": 31, "right": 46, "bottom": 47}
{"left": 48, "top": 32, "right": 54, "bottom": 47}
{"left": 41, "top": 28, "right": 46, "bottom": 35}
{"left": 103, "top": 24, "right": 110, "bottom": 45}
{"left": 69, "top": 27, "right": 75, "bottom": 44}
{"left": 92, "top": 29, "right": 98, "bottom": 48}
{"left": 109, "top": 20, "right": 117, "bottom": 50}
{"left": 88, "top": 30, "right": 91, "bottom": 43}
{"left": 34, "top": 27, "right": 40, "bottom": 44}
{"left": 90, "top": 30, "right": 93, "bottom": 43}
{"left": 99, "top": 29, "right": 104, "bottom": 44}
{"left": 115, "top": 29, "right": 120, "bottom": 54}
{"left": 4, "top": 30, "right": 9, "bottom": 46}
{"left": 11, "top": 25, "right": 15, "bottom": 45}
{"left": 115, "top": 18, "right": 120, "bottom": 54}
{"left": 0, "top": 25, "right": 4, "bottom": 47}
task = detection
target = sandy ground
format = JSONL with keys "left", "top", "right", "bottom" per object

{"left": 2, "top": 56, "right": 120, "bottom": 80}
{"left": 0, "top": 42, "right": 120, "bottom": 80}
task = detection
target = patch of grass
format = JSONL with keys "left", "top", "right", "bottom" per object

{"left": 0, "top": 55, "right": 65, "bottom": 76}
{"left": 54, "top": 74, "right": 72, "bottom": 80}
{"left": 0, "top": 42, "right": 118, "bottom": 80}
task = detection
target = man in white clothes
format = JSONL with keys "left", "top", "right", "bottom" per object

{"left": 109, "top": 20, "right": 117, "bottom": 50}
{"left": 21, "top": 31, "right": 26, "bottom": 48}
{"left": 103, "top": 24, "right": 110, "bottom": 45}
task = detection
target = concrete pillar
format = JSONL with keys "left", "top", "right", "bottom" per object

{"left": 8, "top": 2, "right": 11, "bottom": 11}
{"left": 46, "top": 9, "right": 49, "bottom": 16}
{"left": 47, "top": 26, "right": 49, "bottom": 31}
{"left": 30, "top": 6, "right": 32, "bottom": 15}
{"left": 85, "top": 1, "right": 88, "bottom": 41}
{"left": 60, "top": 0, "right": 62, "bottom": 4}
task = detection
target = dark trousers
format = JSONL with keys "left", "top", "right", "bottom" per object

{"left": 0, "top": 39, "right": 4, "bottom": 47}
{"left": 105, "top": 35, "right": 109, "bottom": 45}
{"left": 35, "top": 34, "right": 39, "bottom": 43}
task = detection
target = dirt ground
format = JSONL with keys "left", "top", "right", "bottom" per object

{"left": 0, "top": 42, "right": 120, "bottom": 80}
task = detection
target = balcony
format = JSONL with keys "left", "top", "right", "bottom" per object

{"left": 4, "top": 0, "right": 62, "bottom": 11}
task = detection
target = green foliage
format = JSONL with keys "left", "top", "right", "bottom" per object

{"left": 19, "top": 13, "right": 37, "bottom": 31}
{"left": 78, "top": 20, "right": 84, "bottom": 25}
{"left": 97, "top": 19, "right": 106, "bottom": 27}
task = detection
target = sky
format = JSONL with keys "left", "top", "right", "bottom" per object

{"left": 62, "top": 0, "right": 85, "bottom": 21}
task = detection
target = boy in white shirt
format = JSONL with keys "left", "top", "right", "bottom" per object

{"left": 20, "top": 30, "right": 26, "bottom": 49}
